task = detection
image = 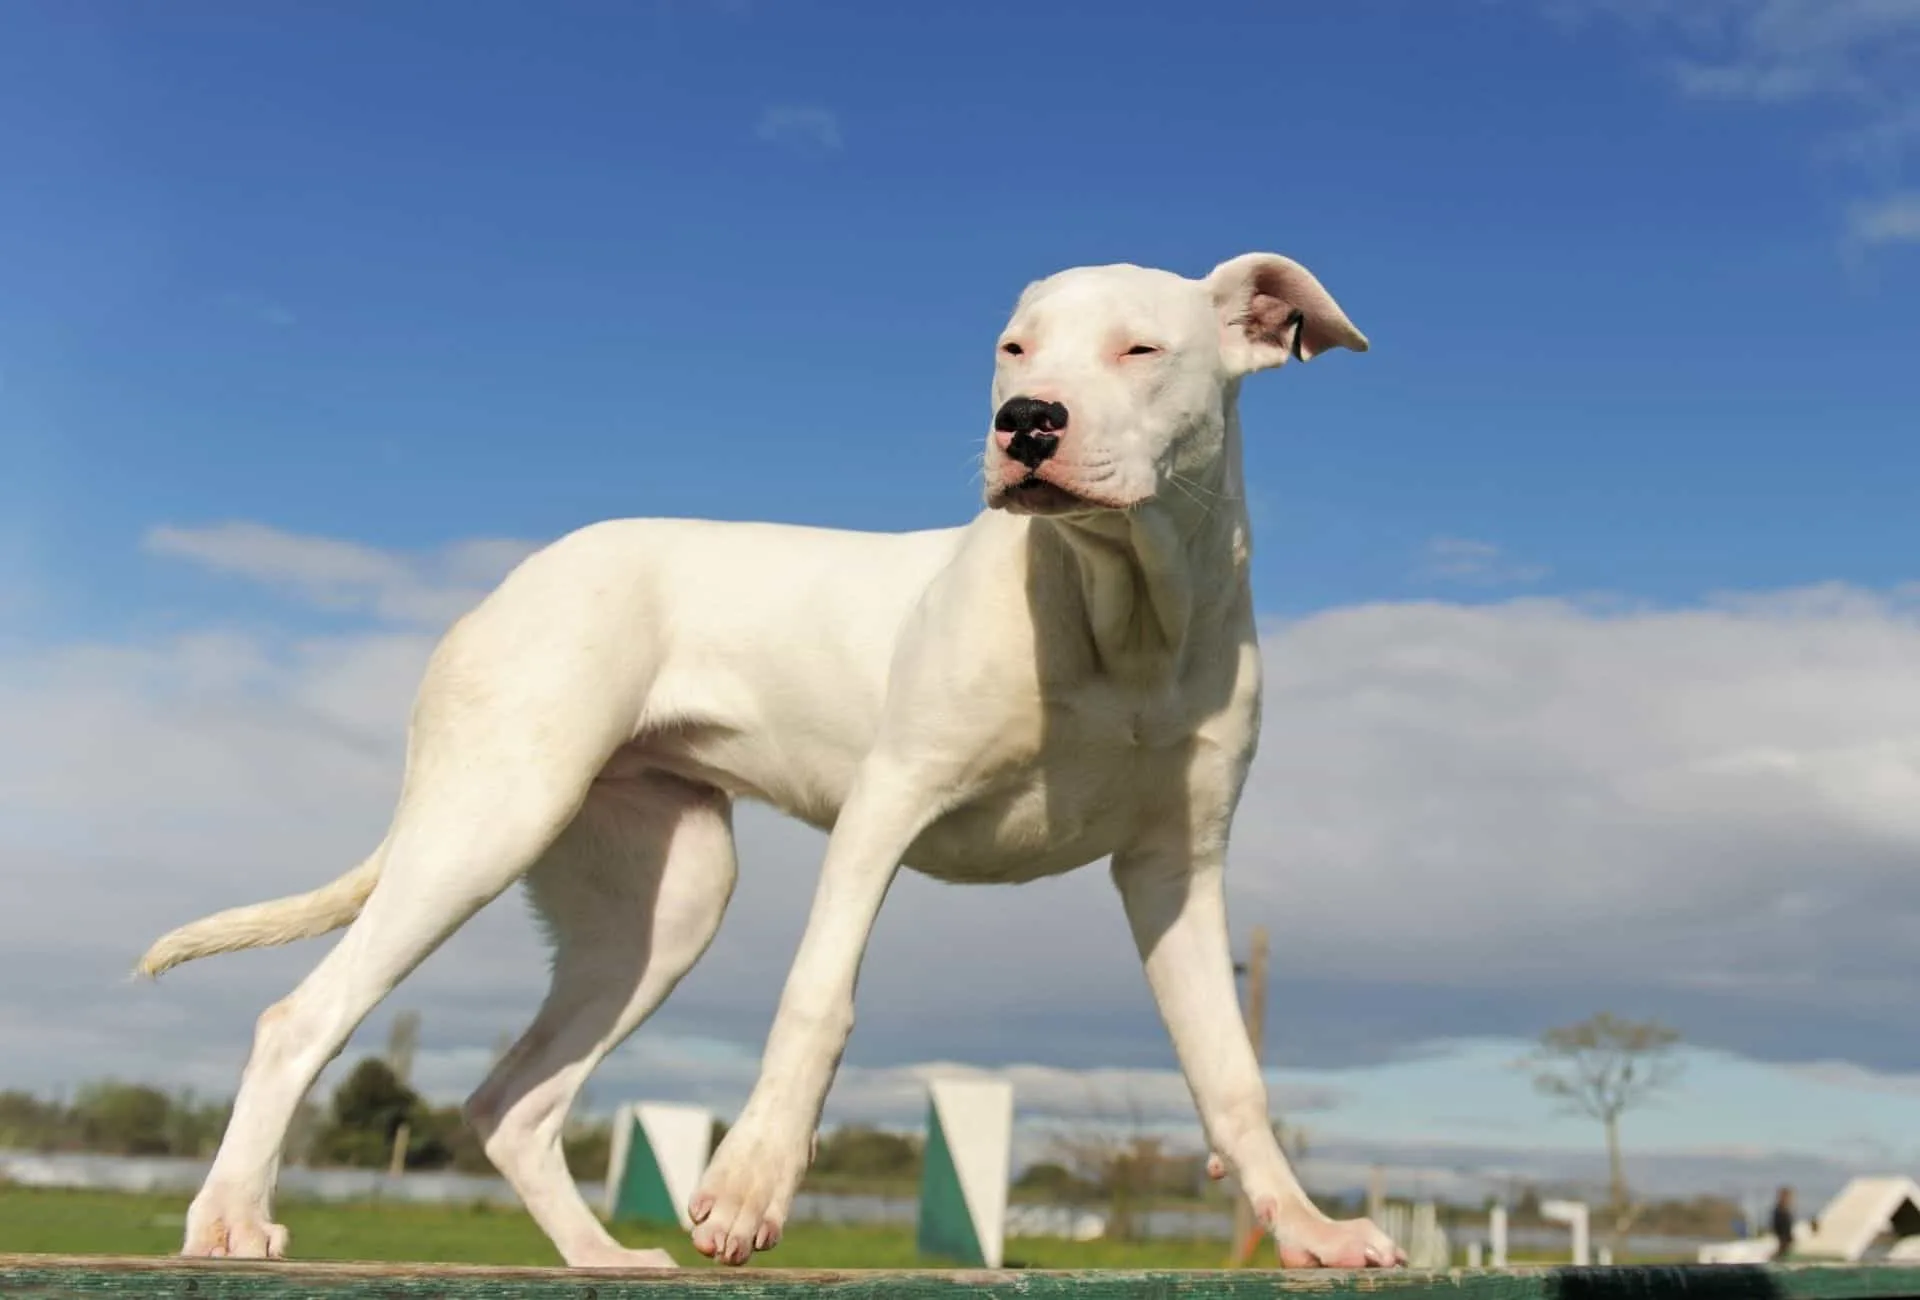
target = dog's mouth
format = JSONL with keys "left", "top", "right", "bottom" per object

{"left": 993, "top": 472, "right": 1120, "bottom": 516}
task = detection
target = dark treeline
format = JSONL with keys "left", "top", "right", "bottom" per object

{"left": 0, "top": 1061, "right": 921, "bottom": 1188}
{"left": 0, "top": 1059, "right": 608, "bottom": 1179}
{"left": 0, "top": 1070, "right": 1743, "bottom": 1239}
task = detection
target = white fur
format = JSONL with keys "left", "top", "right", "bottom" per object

{"left": 140, "top": 253, "right": 1404, "bottom": 1270}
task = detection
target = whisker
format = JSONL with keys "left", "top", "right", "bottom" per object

{"left": 1170, "top": 471, "right": 1240, "bottom": 506}
{"left": 1164, "top": 474, "right": 1209, "bottom": 511}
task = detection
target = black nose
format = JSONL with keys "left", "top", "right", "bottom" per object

{"left": 995, "top": 396, "right": 1069, "bottom": 469}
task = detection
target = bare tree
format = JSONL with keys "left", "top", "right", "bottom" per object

{"left": 1042, "top": 1082, "right": 1169, "bottom": 1242}
{"left": 1518, "top": 1012, "right": 1683, "bottom": 1255}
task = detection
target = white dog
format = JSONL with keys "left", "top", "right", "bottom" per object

{"left": 139, "top": 252, "right": 1404, "bottom": 1271}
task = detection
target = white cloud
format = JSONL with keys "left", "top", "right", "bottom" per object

{"left": 1847, "top": 192, "right": 1920, "bottom": 248}
{"left": 1545, "top": 0, "right": 1920, "bottom": 103}
{"left": 143, "top": 522, "right": 536, "bottom": 626}
{"left": 1782, "top": 1059, "right": 1920, "bottom": 1099}
{"left": 755, "top": 105, "right": 843, "bottom": 153}
{"left": 8, "top": 524, "right": 1920, "bottom": 1173}
{"left": 1417, "top": 536, "right": 1549, "bottom": 587}
{"left": 1537, "top": 0, "right": 1920, "bottom": 244}
{"left": 1245, "top": 585, "right": 1920, "bottom": 1011}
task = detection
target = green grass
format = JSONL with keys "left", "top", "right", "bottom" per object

{"left": 0, "top": 1187, "right": 1236, "bottom": 1269}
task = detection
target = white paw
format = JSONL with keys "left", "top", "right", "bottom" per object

{"left": 1264, "top": 1203, "right": 1407, "bottom": 1269}
{"left": 567, "top": 1245, "right": 678, "bottom": 1269}
{"left": 686, "top": 1120, "right": 810, "bottom": 1266}
{"left": 182, "top": 1189, "right": 289, "bottom": 1259}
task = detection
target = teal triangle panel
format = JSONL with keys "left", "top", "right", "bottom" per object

{"left": 915, "top": 1097, "right": 985, "bottom": 1266}
{"left": 608, "top": 1113, "right": 679, "bottom": 1226}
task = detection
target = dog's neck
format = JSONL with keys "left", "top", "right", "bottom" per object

{"left": 1037, "top": 397, "right": 1251, "bottom": 684}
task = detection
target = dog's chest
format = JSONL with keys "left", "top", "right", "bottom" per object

{"left": 901, "top": 685, "right": 1205, "bottom": 884}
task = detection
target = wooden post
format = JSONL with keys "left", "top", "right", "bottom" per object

{"left": 385, "top": 1010, "right": 421, "bottom": 1179}
{"left": 1227, "top": 925, "right": 1270, "bottom": 1267}
{"left": 387, "top": 1121, "right": 411, "bottom": 1179}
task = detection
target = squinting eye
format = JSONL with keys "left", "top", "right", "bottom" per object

{"left": 1001, "top": 342, "right": 1024, "bottom": 356}
{"left": 1125, "top": 344, "right": 1161, "bottom": 356}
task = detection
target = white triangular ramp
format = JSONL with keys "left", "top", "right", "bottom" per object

{"left": 602, "top": 1101, "right": 713, "bottom": 1229}
{"left": 1799, "top": 1176, "right": 1920, "bottom": 1261}
{"left": 927, "top": 1077, "right": 1012, "bottom": 1268}
{"left": 639, "top": 1102, "right": 715, "bottom": 1229}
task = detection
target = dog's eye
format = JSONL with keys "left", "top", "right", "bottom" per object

{"left": 1000, "top": 342, "right": 1024, "bottom": 357}
{"left": 1124, "top": 344, "right": 1161, "bottom": 356}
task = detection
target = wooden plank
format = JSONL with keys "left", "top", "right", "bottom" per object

{"left": 3, "top": 1257, "right": 1920, "bottom": 1300}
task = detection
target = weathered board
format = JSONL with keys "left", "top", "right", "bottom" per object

{"left": 3, "top": 1257, "right": 1920, "bottom": 1300}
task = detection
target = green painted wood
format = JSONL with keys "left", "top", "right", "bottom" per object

{"left": 3, "top": 1257, "right": 1920, "bottom": 1300}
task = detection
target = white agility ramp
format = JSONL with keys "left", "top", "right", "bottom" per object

{"left": 915, "top": 1076, "right": 1013, "bottom": 1268}
{"left": 1796, "top": 1176, "right": 1920, "bottom": 1261}
{"left": 602, "top": 1101, "right": 714, "bottom": 1228}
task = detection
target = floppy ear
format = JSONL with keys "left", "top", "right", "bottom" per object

{"left": 1204, "top": 252, "right": 1368, "bottom": 376}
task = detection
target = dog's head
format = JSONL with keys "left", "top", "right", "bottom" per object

{"left": 984, "top": 253, "right": 1367, "bottom": 518}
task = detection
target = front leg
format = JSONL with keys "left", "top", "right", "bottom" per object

{"left": 687, "top": 764, "right": 938, "bottom": 1266}
{"left": 1111, "top": 842, "right": 1407, "bottom": 1269}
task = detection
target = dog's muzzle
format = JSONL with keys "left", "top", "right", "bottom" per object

{"left": 994, "top": 396, "right": 1069, "bottom": 469}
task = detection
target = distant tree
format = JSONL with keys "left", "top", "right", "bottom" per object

{"left": 312, "top": 1057, "right": 457, "bottom": 1170}
{"left": 70, "top": 1082, "right": 173, "bottom": 1156}
{"left": 0, "top": 1090, "right": 74, "bottom": 1151}
{"left": 0, "top": 1084, "right": 229, "bottom": 1158}
{"left": 1518, "top": 1012, "right": 1683, "bottom": 1255}
{"left": 158, "top": 1089, "right": 230, "bottom": 1159}
{"left": 1042, "top": 1084, "right": 1169, "bottom": 1242}
{"left": 563, "top": 1119, "right": 613, "bottom": 1182}
{"left": 812, "top": 1125, "right": 921, "bottom": 1180}
{"left": 1015, "top": 1160, "right": 1095, "bottom": 1200}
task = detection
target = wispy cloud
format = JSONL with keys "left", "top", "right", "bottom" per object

{"left": 1847, "top": 192, "right": 1920, "bottom": 248}
{"left": 143, "top": 521, "right": 537, "bottom": 626}
{"left": 1417, "top": 535, "right": 1550, "bottom": 586}
{"left": 1538, "top": 0, "right": 1920, "bottom": 248}
{"left": 1782, "top": 1059, "right": 1920, "bottom": 1099}
{"left": 755, "top": 104, "right": 843, "bottom": 153}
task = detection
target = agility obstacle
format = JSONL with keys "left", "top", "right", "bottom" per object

{"left": 915, "top": 1076, "right": 1014, "bottom": 1269}
{"left": 4, "top": 1257, "right": 1920, "bottom": 1299}
{"left": 604, "top": 1101, "right": 716, "bottom": 1230}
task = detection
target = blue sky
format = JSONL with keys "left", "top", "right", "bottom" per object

{"left": 4, "top": 0, "right": 1920, "bottom": 1202}
{"left": 6, "top": 0, "right": 1917, "bottom": 633}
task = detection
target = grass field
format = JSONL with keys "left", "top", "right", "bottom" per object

{"left": 0, "top": 1186, "right": 1240, "bottom": 1269}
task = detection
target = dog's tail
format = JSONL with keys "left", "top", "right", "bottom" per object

{"left": 134, "top": 852, "right": 384, "bottom": 979}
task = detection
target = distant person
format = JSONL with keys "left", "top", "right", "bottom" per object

{"left": 1771, "top": 1187, "right": 1795, "bottom": 1257}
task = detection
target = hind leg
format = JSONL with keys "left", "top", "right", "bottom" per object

{"left": 183, "top": 722, "right": 638, "bottom": 1253}
{"left": 177, "top": 541, "right": 665, "bottom": 1258}
{"left": 181, "top": 771, "right": 595, "bottom": 1258}
{"left": 464, "top": 774, "right": 736, "bottom": 1269}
